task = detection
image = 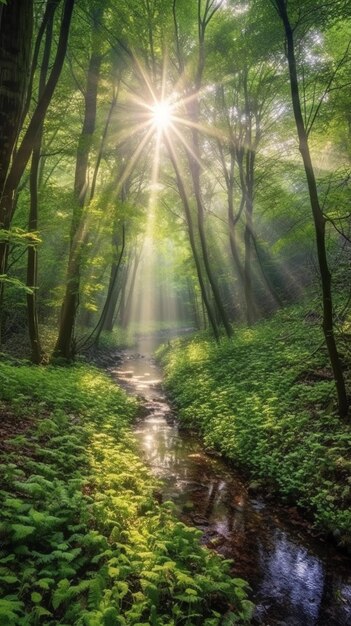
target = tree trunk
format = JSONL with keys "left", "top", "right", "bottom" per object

{"left": 165, "top": 136, "right": 219, "bottom": 340}
{"left": 0, "top": 0, "right": 75, "bottom": 276}
{"left": 53, "top": 6, "right": 102, "bottom": 360}
{"left": 0, "top": 0, "right": 33, "bottom": 198}
{"left": 120, "top": 252, "right": 140, "bottom": 329}
{"left": 92, "top": 223, "right": 126, "bottom": 345}
{"left": 27, "top": 1, "right": 56, "bottom": 364}
{"left": 188, "top": 100, "right": 232, "bottom": 338}
{"left": 276, "top": 0, "right": 348, "bottom": 419}
{"left": 243, "top": 148, "right": 256, "bottom": 326}
{"left": 0, "top": 0, "right": 33, "bottom": 343}
{"left": 227, "top": 157, "right": 245, "bottom": 290}
{"left": 20, "top": 0, "right": 61, "bottom": 134}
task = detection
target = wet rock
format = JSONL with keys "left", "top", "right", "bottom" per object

{"left": 208, "top": 533, "right": 227, "bottom": 548}
{"left": 204, "top": 447, "right": 222, "bottom": 457}
{"left": 191, "top": 514, "right": 210, "bottom": 526}
{"left": 248, "top": 480, "right": 262, "bottom": 493}
{"left": 182, "top": 501, "right": 194, "bottom": 512}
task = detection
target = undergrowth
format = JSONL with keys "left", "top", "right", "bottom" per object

{"left": 159, "top": 305, "right": 351, "bottom": 547}
{"left": 0, "top": 361, "right": 252, "bottom": 625}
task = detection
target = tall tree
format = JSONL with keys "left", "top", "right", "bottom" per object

{"left": 0, "top": 0, "right": 33, "bottom": 199}
{"left": 272, "top": 0, "right": 349, "bottom": 419}
{"left": 54, "top": 3, "right": 103, "bottom": 359}
{"left": 27, "top": 0, "right": 60, "bottom": 363}
{"left": 0, "top": 0, "right": 75, "bottom": 279}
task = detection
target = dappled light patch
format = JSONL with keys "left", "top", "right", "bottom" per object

{"left": 0, "top": 361, "right": 252, "bottom": 625}
{"left": 160, "top": 304, "right": 351, "bottom": 548}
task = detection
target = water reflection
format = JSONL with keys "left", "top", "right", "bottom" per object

{"left": 112, "top": 348, "right": 351, "bottom": 626}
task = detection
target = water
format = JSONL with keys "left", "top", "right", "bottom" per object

{"left": 109, "top": 335, "right": 351, "bottom": 626}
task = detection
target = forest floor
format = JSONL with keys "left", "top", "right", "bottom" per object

{"left": 158, "top": 304, "right": 351, "bottom": 550}
{"left": 0, "top": 358, "right": 251, "bottom": 625}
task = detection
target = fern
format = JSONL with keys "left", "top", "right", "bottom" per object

{"left": 52, "top": 578, "right": 72, "bottom": 610}
{"left": 11, "top": 524, "right": 36, "bottom": 541}
{"left": 88, "top": 575, "right": 104, "bottom": 610}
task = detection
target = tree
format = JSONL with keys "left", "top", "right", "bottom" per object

{"left": 0, "top": 0, "right": 75, "bottom": 336}
{"left": 54, "top": 2, "right": 103, "bottom": 359}
{"left": 272, "top": 0, "right": 349, "bottom": 419}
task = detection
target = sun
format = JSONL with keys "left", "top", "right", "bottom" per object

{"left": 151, "top": 100, "right": 172, "bottom": 131}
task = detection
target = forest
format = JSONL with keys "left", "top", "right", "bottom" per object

{"left": 0, "top": 0, "right": 351, "bottom": 624}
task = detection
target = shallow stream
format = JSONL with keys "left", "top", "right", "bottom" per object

{"left": 110, "top": 334, "right": 351, "bottom": 626}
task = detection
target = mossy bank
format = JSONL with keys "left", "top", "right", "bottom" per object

{"left": 0, "top": 361, "right": 252, "bottom": 625}
{"left": 159, "top": 305, "right": 351, "bottom": 548}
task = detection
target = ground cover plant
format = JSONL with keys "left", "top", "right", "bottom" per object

{"left": 159, "top": 304, "right": 351, "bottom": 548}
{"left": 0, "top": 361, "right": 252, "bottom": 625}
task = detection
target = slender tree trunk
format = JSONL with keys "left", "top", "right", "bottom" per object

{"left": 20, "top": 0, "right": 61, "bottom": 135}
{"left": 165, "top": 136, "right": 219, "bottom": 340}
{"left": 53, "top": 6, "right": 102, "bottom": 359}
{"left": 116, "top": 266, "right": 128, "bottom": 327}
{"left": 0, "top": 0, "right": 75, "bottom": 275}
{"left": 227, "top": 158, "right": 245, "bottom": 289}
{"left": 120, "top": 252, "right": 140, "bottom": 329}
{"left": 0, "top": 0, "right": 33, "bottom": 343}
{"left": 89, "top": 84, "right": 119, "bottom": 202}
{"left": 92, "top": 223, "right": 126, "bottom": 345}
{"left": 188, "top": 101, "right": 232, "bottom": 337}
{"left": 102, "top": 227, "right": 124, "bottom": 332}
{"left": 243, "top": 148, "right": 256, "bottom": 326}
{"left": 27, "top": 2, "right": 56, "bottom": 364}
{"left": 201, "top": 294, "right": 207, "bottom": 329}
{"left": 276, "top": 0, "right": 348, "bottom": 419}
{"left": 187, "top": 279, "right": 200, "bottom": 328}
{"left": 252, "top": 234, "right": 283, "bottom": 308}
{"left": 0, "top": 0, "right": 33, "bottom": 198}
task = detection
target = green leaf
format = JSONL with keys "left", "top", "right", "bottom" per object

{"left": 31, "top": 592, "right": 42, "bottom": 604}
{"left": 11, "top": 524, "right": 36, "bottom": 541}
{"left": 103, "top": 607, "right": 119, "bottom": 626}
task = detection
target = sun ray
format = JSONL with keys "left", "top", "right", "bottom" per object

{"left": 168, "top": 122, "right": 203, "bottom": 170}
{"left": 116, "top": 125, "right": 156, "bottom": 191}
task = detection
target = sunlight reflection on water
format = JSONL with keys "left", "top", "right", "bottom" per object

{"left": 112, "top": 342, "right": 351, "bottom": 626}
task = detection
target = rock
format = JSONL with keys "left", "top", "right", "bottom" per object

{"left": 191, "top": 514, "right": 210, "bottom": 526}
{"left": 248, "top": 480, "right": 262, "bottom": 493}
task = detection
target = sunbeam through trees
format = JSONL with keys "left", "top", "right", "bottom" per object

{"left": 0, "top": 1, "right": 351, "bottom": 624}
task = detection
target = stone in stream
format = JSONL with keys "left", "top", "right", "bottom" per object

{"left": 191, "top": 514, "right": 210, "bottom": 526}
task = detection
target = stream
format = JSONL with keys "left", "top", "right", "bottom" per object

{"left": 110, "top": 333, "right": 351, "bottom": 626}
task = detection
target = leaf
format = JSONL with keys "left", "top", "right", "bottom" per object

{"left": 31, "top": 592, "right": 42, "bottom": 604}
{"left": 52, "top": 579, "right": 71, "bottom": 610}
{"left": 11, "top": 524, "right": 36, "bottom": 541}
{"left": 36, "top": 578, "right": 54, "bottom": 590}
{"left": 0, "top": 275, "right": 34, "bottom": 294}
{"left": 103, "top": 607, "right": 119, "bottom": 626}
{"left": 0, "top": 575, "right": 18, "bottom": 584}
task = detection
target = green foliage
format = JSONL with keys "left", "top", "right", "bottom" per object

{"left": 159, "top": 303, "right": 351, "bottom": 547}
{"left": 0, "top": 275, "right": 33, "bottom": 294}
{"left": 0, "top": 361, "right": 251, "bottom": 624}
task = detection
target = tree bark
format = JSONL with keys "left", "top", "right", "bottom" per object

{"left": 27, "top": 2, "right": 56, "bottom": 364}
{"left": 0, "top": 0, "right": 33, "bottom": 198}
{"left": 275, "top": 0, "right": 348, "bottom": 419}
{"left": 120, "top": 251, "right": 140, "bottom": 329}
{"left": 91, "top": 222, "right": 126, "bottom": 345}
{"left": 165, "top": 136, "right": 219, "bottom": 340}
{"left": 187, "top": 2, "right": 232, "bottom": 337}
{"left": 188, "top": 115, "right": 233, "bottom": 337}
{"left": 0, "top": 0, "right": 75, "bottom": 277}
{"left": 53, "top": 5, "right": 102, "bottom": 359}
{"left": 243, "top": 147, "right": 256, "bottom": 326}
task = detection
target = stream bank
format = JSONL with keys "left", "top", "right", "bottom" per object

{"left": 110, "top": 334, "right": 351, "bottom": 626}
